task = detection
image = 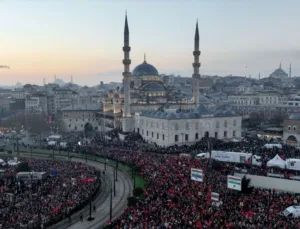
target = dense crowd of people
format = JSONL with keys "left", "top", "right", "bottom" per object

{"left": 86, "top": 133, "right": 300, "bottom": 229}
{"left": 11, "top": 131, "right": 300, "bottom": 228}
{"left": 0, "top": 157, "right": 100, "bottom": 229}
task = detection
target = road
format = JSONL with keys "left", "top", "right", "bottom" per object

{"left": 0, "top": 151, "right": 133, "bottom": 229}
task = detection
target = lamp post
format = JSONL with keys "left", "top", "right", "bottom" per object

{"left": 116, "top": 160, "right": 118, "bottom": 181}
{"left": 104, "top": 157, "right": 107, "bottom": 171}
{"left": 113, "top": 168, "right": 116, "bottom": 196}
{"left": 87, "top": 195, "right": 94, "bottom": 221}
{"left": 110, "top": 186, "right": 112, "bottom": 220}
{"left": 30, "top": 147, "right": 32, "bottom": 159}
{"left": 85, "top": 143, "right": 88, "bottom": 163}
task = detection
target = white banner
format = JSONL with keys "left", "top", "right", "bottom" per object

{"left": 191, "top": 168, "right": 203, "bottom": 182}
{"left": 227, "top": 175, "right": 241, "bottom": 191}
{"left": 211, "top": 192, "right": 219, "bottom": 201}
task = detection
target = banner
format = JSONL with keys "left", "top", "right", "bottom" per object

{"left": 211, "top": 192, "right": 219, "bottom": 201}
{"left": 191, "top": 168, "right": 203, "bottom": 182}
{"left": 227, "top": 175, "right": 241, "bottom": 191}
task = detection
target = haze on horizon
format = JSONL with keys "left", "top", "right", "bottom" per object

{"left": 0, "top": 0, "right": 300, "bottom": 86}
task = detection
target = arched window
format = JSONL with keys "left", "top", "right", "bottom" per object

{"left": 293, "top": 126, "right": 297, "bottom": 131}
{"left": 185, "top": 122, "right": 189, "bottom": 130}
{"left": 195, "top": 122, "right": 199, "bottom": 130}
{"left": 216, "top": 120, "right": 220, "bottom": 128}
{"left": 173, "top": 122, "right": 179, "bottom": 131}
{"left": 288, "top": 125, "right": 291, "bottom": 131}
{"left": 233, "top": 120, "right": 237, "bottom": 126}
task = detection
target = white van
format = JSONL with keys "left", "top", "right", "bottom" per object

{"left": 282, "top": 206, "right": 300, "bottom": 218}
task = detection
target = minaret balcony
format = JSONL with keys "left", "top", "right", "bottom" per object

{"left": 193, "top": 51, "right": 201, "bottom": 56}
{"left": 193, "top": 63, "right": 201, "bottom": 68}
{"left": 122, "top": 59, "right": 131, "bottom": 65}
{"left": 123, "top": 46, "right": 131, "bottom": 52}
{"left": 123, "top": 72, "right": 131, "bottom": 77}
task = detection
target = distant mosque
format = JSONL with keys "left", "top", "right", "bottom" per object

{"left": 269, "top": 63, "right": 291, "bottom": 78}
{"left": 101, "top": 14, "right": 242, "bottom": 141}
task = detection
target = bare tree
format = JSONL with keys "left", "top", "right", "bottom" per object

{"left": 26, "top": 114, "right": 50, "bottom": 134}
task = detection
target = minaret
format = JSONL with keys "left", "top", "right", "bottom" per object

{"left": 258, "top": 72, "right": 261, "bottom": 81}
{"left": 122, "top": 13, "right": 132, "bottom": 132}
{"left": 279, "top": 62, "right": 281, "bottom": 69}
{"left": 192, "top": 20, "right": 201, "bottom": 105}
{"left": 289, "top": 62, "right": 292, "bottom": 78}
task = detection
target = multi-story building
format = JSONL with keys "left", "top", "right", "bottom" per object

{"left": 60, "top": 104, "right": 100, "bottom": 132}
{"left": 283, "top": 114, "right": 300, "bottom": 147}
{"left": 11, "top": 89, "right": 27, "bottom": 99}
{"left": 25, "top": 93, "right": 48, "bottom": 115}
{"left": 135, "top": 105, "right": 242, "bottom": 147}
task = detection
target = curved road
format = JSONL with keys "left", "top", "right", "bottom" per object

{"left": 1, "top": 152, "right": 133, "bottom": 229}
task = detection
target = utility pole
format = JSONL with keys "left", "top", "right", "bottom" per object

{"left": 110, "top": 186, "right": 112, "bottom": 220}
{"left": 30, "top": 147, "right": 32, "bottom": 159}
{"left": 113, "top": 168, "right": 116, "bottom": 196}
{"left": 87, "top": 195, "right": 94, "bottom": 221}
{"left": 116, "top": 160, "right": 118, "bottom": 181}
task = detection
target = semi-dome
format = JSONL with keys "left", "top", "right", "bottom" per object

{"left": 160, "top": 112, "right": 168, "bottom": 117}
{"left": 187, "top": 112, "right": 199, "bottom": 119}
{"left": 166, "top": 113, "right": 177, "bottom": 119}
{"left": 290, "top": 113, "right": 300, "bottom": 120}
{"left": 143, "top": 82, "right": 165, "bottom": 91}
{"left": 176, "top": 113, "right": 186, "bottom": 119}
{"left": 155, "top": 111, "right": 162, "bottom": 117}
{"left": 132, "top": 61, "right": 159, "bottom": 77}
{"left": 194, "top": 104, "right": 210, "bottom": 115}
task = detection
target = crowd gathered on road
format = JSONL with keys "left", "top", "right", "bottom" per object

{"left": 91, "top": 133, "right": 300, "bottom": 229}
{"left": 5, "top": 130, "right": 300, "bottom": 228}
{"left": 0, "top": 157, "right": 101, "bottom": 229}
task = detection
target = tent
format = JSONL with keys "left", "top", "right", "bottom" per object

{"left": 267, "top": 154, "right": 286, "bottom": 169}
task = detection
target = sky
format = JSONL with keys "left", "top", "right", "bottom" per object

{"left": 0, "top": 0, "right": 300, "bottom": 86}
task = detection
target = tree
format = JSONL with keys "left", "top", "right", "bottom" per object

{"left": 127, "top": 196, "right": 138, "bottom": 207}
{"left": 133, "top": 187, "right": 143, "bottom": 197}
{"left": 26, "top": 114, "right": 50, "bottom": 134}
{"left": 241, "top": 175, "right": 253, "bottom": 194}
{"left": 1, "top": 114, "right": 25, "bottom": 132}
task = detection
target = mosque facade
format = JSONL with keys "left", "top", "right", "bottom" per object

{"left": 102, "top": 15, "right": 242, "bottom": 142}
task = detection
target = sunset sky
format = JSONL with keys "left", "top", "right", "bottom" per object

{"left": 0, "top": 0, "right": 300, "bottom": 86}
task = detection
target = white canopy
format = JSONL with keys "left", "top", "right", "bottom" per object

{"left": 267, "top": 154, "right": 286, "bottom": 169}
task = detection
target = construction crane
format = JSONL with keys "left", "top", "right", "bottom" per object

{"left": 0, "top": 65, "right": 10, "bottom": 69}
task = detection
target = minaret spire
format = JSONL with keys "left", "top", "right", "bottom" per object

{"left": 144, "top": 53, "right": 146, "bottom": 63}
{"left": 192, "top": 20, "right": 201, "bottom": 105}
{"left": 289, "top": 62, "right": 292, "bottom": 78}
{"left": 122, "top": 13, "right": 132, "bottom": 132}
{"left": 279, "top": 62, "right": 281, "bottom": 69}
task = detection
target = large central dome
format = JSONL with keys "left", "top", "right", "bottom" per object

{"left": 132, "top": 61, "right": 159, "bottom": 77}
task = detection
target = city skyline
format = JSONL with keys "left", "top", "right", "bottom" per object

{"left": 0, "top": 0, "right": 300, "bottom": 86}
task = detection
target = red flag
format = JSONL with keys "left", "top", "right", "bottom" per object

{"left": 196, "top": 220, "right": 202, "bottom": 229}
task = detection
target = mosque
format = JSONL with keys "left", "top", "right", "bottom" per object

{"left": 101, "top": 15, "right": 242, "bottom": 143}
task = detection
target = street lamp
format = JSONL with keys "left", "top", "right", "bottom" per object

{"left": 109, "top": 185, "right": 113, "bottom": 220}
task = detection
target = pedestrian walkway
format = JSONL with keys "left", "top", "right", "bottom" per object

{"left": 66, "top": 158, "right": 133, "bottom": 229}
